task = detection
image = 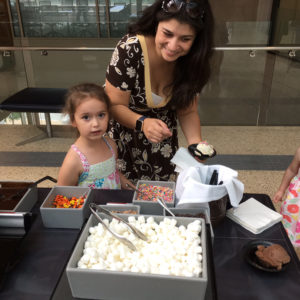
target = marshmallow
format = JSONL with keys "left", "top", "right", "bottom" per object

{"left": 77, "top": 217, "right": 203, "bottom": 278}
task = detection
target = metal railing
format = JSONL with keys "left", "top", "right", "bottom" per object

{"left": 0, "top": 44, "right": 299, "bottom": 126}
{"left": 1, "top": 46, "right": 300, "bottom": 52}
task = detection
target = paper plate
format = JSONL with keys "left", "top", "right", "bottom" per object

{"left": 244, "top": 240, "right": 290, "bottom": 272}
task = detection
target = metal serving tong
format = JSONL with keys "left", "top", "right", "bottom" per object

{"left": 126, "top": 184, "right": 175, "bottom": 217}
{"left": 89, "top": 203, "right": 148, "bottom": 252}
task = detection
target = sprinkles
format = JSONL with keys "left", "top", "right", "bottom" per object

{"left": 136, "top": 184, "right": 174, "bottom": 203}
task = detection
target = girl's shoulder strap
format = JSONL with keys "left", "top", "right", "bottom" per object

{"left": 71, "top": 144, "right": 90, "bottom": 172}
{"left": 102, "top": 136, "right": 115, "bottom": 157}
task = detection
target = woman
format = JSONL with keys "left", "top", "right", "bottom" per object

{"left": 105, "top": 0, "right": 214, "bottom": 183}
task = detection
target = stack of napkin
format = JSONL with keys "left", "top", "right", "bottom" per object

{"left": 226, "top": 197, "right": 282, "bottom": 234}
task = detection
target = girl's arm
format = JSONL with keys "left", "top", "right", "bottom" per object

{"left": 177, "top": 97, "right": 202, "bottom": 145}
{"left": 57, "top": 150, "right": 82, "bottom": 186}
{"left": 107, "top": 136, "right": 136, "bottom": 189}
{"left": 274, "top": 147, "right": 300, "bottom": 202}
{"left": 119, "top": 173, "right": 136, "bottom": 190}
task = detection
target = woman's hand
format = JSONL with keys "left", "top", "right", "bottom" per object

{"left": 142, "top": 118, "right": 172, "bottom": 143}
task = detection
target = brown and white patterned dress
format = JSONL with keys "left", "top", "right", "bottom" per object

{"left": 106, "top": 34, "right": 178, "bottom": 183}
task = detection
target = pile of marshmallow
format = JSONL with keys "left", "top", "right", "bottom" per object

{"left": 77, "top": 216, "right": 203, "bottom": 278}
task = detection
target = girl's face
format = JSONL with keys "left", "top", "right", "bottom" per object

{"left": 72, "top": 97, "right": 109, "bottom": 140}
{"left": 155, "top": 18, "right": 196, "bottom": 62}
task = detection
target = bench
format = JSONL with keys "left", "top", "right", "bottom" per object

{"left": 0, "top": 87, "right": 67, "bottom": 146}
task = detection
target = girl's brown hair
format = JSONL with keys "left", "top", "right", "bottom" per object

{"left": 63, "top": 83, "right": 111, "bottom": 123}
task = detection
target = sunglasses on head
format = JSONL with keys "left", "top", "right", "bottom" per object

{"left": 161, "top": 0, "right": 205, "bottom": 19}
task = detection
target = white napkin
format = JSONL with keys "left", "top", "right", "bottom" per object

{"left": 175, "top": 164, "right": 244, "bottom": 207}
{"left": 171, "top": 147, "right": 203, "bottom": 173}
{"left": 226, "top": 197, "right": 283, "bottom": 234}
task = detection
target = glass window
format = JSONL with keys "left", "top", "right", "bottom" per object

{"left": 270, "top": 0, "right": 300, "bottom": 45}
{"left": 2, "top": 0, "right": 300, "bottom": 126}
{"left": 199, "top": 50, "right": 265, "bottom": 125}
{"left": 267, "top": 54, "right": 300, "bottom": 125}
{"left": 11, "top": 0, "right": 144, "bottom": 38}
{"left": 211, "top": 0, "right": 273, "bottom": 46}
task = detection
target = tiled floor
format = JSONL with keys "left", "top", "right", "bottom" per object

{"left": 1, "top": 124, "right": 300, "bottom": 258}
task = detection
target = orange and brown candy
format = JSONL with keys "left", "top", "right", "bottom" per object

{"left": 52, "top": 194, "right": 85, "bottom": 209}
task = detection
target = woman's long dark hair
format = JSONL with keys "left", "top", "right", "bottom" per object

{"left": 128, "top": 0, "right": 214, "bottom": 109}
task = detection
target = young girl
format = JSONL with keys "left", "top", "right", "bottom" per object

{"left": 274, "top": 146, "right": 300, "bottom": 247}
{"left": 57, "top": 83, "right": 134, "bottom": 189}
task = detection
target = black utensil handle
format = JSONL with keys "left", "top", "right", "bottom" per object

{"left": 209, "top": 170, "right": 218, "bottom": 185}
{"left": 29, "top": 176, "right": 57, "bottom": 188}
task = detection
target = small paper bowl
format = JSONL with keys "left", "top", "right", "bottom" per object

{"left": 188, "top": 143, "right": 216, "bottom": 161}
{"left": 40, "top": 186, "right": 93, "bottom": 229}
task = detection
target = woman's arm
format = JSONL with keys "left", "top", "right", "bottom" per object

{"left": 105, "top": 36, "right": 171, "bottom": 143}
{"left": 177, "top": 97, "right": 202, "bottom": 145}
{"left": 105, "top": 80, "right": 137, "bottom": 129}
{"left": 105, "top": 80, "right": 171, "bottom": 143}
{"left": 274, "top": 147, "right": 300, "bottom": 202}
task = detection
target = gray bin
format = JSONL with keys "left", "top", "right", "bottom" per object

{"left": 99, "top": 204, "right": 140, "bottom": 215}
{"left": 0, "top": 180, "right": 38, "bottom": 212}
{"left": 40, "top": 186, "right": 92, "bottom": 229}
{"left": 132, "top": 180, "right": 175, "bottom": 215}
{"left": 66, "top": 214, "right": 207, "bottom": 300}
